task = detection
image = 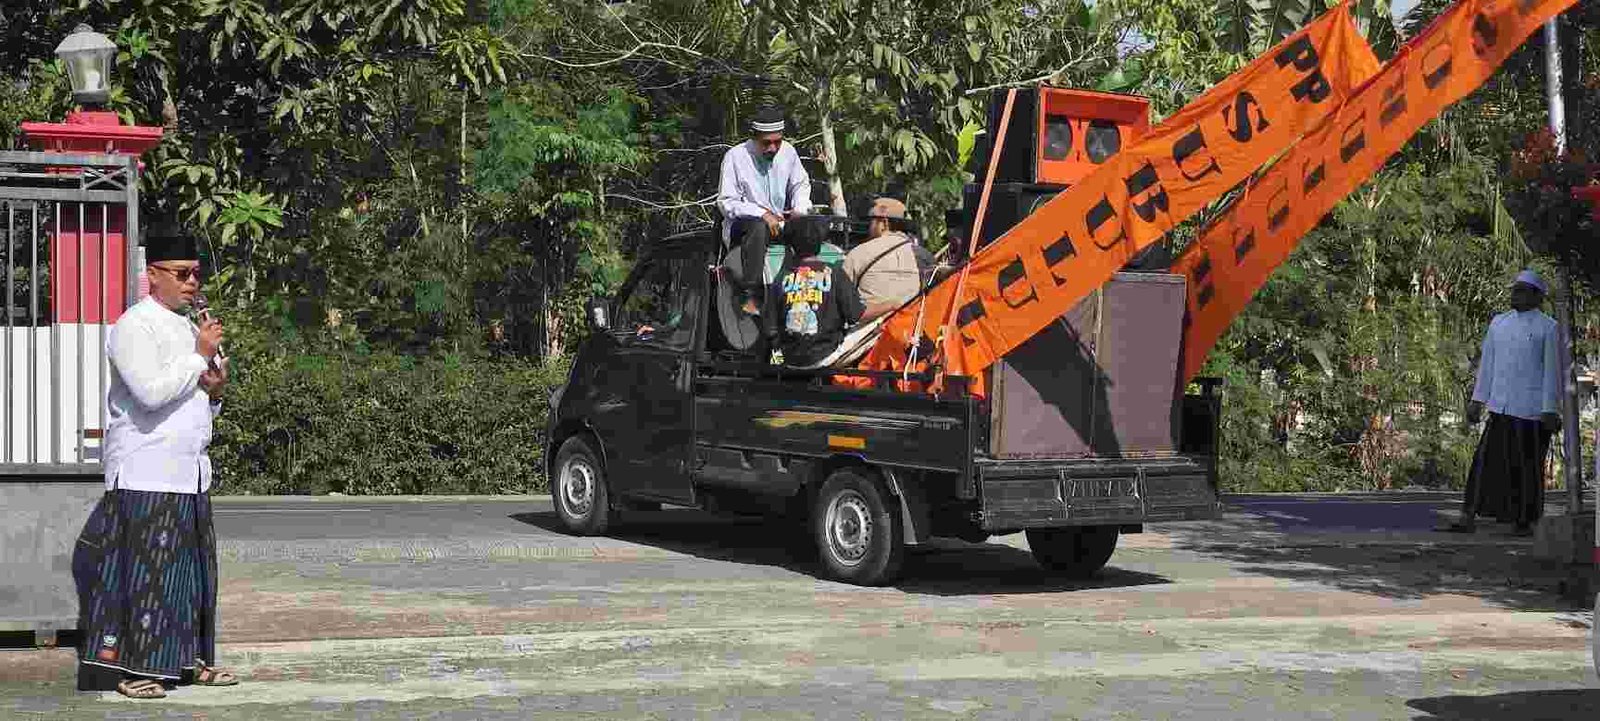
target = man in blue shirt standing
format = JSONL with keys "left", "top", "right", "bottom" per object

{"left": 718, "top": 105, "right": 813, "bottom": 317}
{"left": 1446, "top": 269, "right": 1561, "bottom": 536}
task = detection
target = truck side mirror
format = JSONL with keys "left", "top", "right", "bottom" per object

{"left": 587, "top": 298, "right": 609, "bottom": 330}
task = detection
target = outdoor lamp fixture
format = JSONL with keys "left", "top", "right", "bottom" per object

{"left": 55, "top": 24, "right": 117, "bottom": 107}
{"left": 18, "top": 22, "right": 161, "bottom": 155}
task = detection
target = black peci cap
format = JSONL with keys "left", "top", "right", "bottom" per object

{"left": 143, "top": 217, "right": 200, "bottom": 263}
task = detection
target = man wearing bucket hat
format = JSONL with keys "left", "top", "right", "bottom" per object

{"left": 843, "top": 197, "right": 930, "bottom": 322}
{"left": 1444, "top": 269, "right": 1561, "bottom": 536}
{"left": 717, "top": 105, "right": 813, "bottom": 317}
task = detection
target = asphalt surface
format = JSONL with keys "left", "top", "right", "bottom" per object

{"left": 2, "top": 492, "right": 1596, "bottom": 719}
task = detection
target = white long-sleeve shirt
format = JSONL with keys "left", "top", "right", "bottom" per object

{"left": 718, "top": 140, "right": 811, "bottom": 243}
{"left": 1471, "top": 309, "right": 1560, "bottom": 421}
{"left": 103, "top": 296, "right": 222, "bottom": 493}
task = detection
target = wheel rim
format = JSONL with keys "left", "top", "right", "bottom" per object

{"left": 824, "top": 490, "right": 873, "bottom": 567}
{"left": 560, "top": 457, "right": 596, "bottom": 518}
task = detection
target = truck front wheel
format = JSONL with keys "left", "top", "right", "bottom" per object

{"left": 813, "top": 468, "right": 904, "bottom": 586}
{"left": 1026, "top": 526, "right": 1118, "bottom": 578}
{"left": 553, "top": 436, "right": 616, "bottom": 536}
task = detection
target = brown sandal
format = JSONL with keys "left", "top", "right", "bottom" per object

{"left": 194, "top": 664, "right": 239, "bottom": 686}
{"left": 115, "top": 678, "right": 167, "bottom": 699}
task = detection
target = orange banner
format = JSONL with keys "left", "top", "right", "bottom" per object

{"left": 863, "top": 3, "right": 1381, "bottom": 387}
{"left": 1174, "top": 0, "right": 1579, "bottom": 382}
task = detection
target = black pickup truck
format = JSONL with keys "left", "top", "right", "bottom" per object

{"left": 544, "top": 224, "right": 1223, "bottom": 586}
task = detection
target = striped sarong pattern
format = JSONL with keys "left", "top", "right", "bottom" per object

{"left": 71, "top": 489, "right": 217, "bottom": 680}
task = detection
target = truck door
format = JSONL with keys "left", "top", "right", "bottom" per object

{"left": 587, "top": 253, "right": 701, "bottom": 504}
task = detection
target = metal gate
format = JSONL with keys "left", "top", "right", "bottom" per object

{"left": 0, "top": 150, "right": 141, "bottom": 476}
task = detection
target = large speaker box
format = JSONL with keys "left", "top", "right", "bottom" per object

{"left": 976, "top": 88, "right": 1151, "bottom": 188}
{"left": 989, "top": 272, "right": 1187, "bottom": 459}
{"left": 962, "top": 183, "right": 1061, "bottom": 246}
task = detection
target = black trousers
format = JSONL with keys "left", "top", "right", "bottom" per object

{"left": 731, "top": 218, "right": 773, "bottom": 295}
{"left": 1461, "top": 412, "right": 1553, "bottom": 527}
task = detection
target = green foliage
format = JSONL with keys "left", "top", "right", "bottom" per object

{"left": 1104, "top": 0, "right": 1400, "bottom": 117}
{"left": 475, "top": 92, "right": 643, "bottom": 196}
{"left": 215, "top": 190, "right": 285, "bottom": 246}
{"left": 0, "top": 61, "right": 67, "bottom": 148}
{"left": 1, "top": 0, "right": 1595, "bottom": 496}
{"left": 471, "top": 88, "right": 644, "bottom": 355}
{"left": 211, "top": 343, "right": 566, "bottom": 495}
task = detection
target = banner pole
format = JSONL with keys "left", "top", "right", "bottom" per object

{"left": 928, "top": 88, "right": 1018, "bottom": 391}
{"left": 1545, "top": 20, "right": 1567, "bottom": 156}
{"left": 1542, "top": 17, "right": 1584, "bottom": 518}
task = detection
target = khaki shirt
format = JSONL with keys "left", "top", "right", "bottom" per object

{"left": 843, "top": 231, "right": 922, "bottom": 308}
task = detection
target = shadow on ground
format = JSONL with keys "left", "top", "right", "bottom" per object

{"left": 509, "top": 510, "right": 1169, "bottom": 596}
{"left": 1407, "top": 689, "right": 1600, "bottom": 720}
{"left": 1166, "top": 497, "right": 1590, "bottom": 611}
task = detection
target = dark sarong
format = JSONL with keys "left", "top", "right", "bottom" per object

{"left": 72, "top": 489, "right": 217, "bottom": 680}
{"left": 1461, "top": 427, "right": 1500, "bottom": 521}
{"left": 1461, "top": 412, "right": 1552, "bottom": 527}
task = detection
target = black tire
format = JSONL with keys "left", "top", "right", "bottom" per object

{"left": 812, "top": 468, "right": 904, "bottom": 586}
{"left": 552, "top": 436, "right": 616, "bottom": 535}
{"left": 1026, "top": 526, "right": 1119, "bottom": 578}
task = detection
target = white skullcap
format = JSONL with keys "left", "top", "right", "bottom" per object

{"left": 749, "top": 106, "right": 786, "bottom": 133}
{"left": 1512, "top": 269, "right": 1547, "bottom": 294}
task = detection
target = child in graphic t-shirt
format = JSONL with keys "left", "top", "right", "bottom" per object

{"left": 766, "top": 216, "right": 864, "bottom": 367}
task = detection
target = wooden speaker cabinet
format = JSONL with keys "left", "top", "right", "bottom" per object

{"left": 980, "top": 87, "right": 1151, "bottom": 188}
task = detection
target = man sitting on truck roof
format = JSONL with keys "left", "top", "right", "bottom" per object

{"left": 843, "top": 197, "right": 926, "bottom": 322}
{"left": 766, "top": 215, "right": 865, "bottom": 367}
{"left": 718, "top": 105, "right": 813, "bottom": 318}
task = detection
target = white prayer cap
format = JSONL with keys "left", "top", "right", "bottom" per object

{"left": 749, "top": 105, "right": 786, "bottom": 134}
{"left": 1512, "top": 269, "right": 1547, "bottom": 294}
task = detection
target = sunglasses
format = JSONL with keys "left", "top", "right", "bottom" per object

{"left": 151, "top": 265, "right": 203, "bottom": 283}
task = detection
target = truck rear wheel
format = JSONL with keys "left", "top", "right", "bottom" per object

{"left": 1026, "top": 526, "right": 1118, "bottom": 578}
{"left": 553, "top": 436, "right": 616, "bottom": 536}
{"left": 813, "top": 469, "right": 904, "bottom": 586}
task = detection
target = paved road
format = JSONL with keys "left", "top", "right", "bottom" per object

{"left": 2, "top": 493, "right": 1596, "bottom": 719}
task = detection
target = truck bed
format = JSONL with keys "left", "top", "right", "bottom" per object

{"left": 693, "top": 373, "right": 976, "bottom": 478}
{"left": 690, "top": 367, "right": 1221, "bottom": 535}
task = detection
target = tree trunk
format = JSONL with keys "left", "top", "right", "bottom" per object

{"left": 539, "top": 267, "right": 550, "bottom": 360}
{"left": 816, "top": 80, "right": 848, "bottom": 216}
{"left": 540, "top": 252, "right": 565, "bottom": 360}
{"left": 1355, "top": 191, "right": 1383, "bottom": 487}
{"left": 1554, "top": 267, "right": 1582, "bottom": 510}
{"left": 460, "top": 87, "right": 469, "bottom": 242}
{"left": 545, "top": 305, "right": 564, "bottom": 359}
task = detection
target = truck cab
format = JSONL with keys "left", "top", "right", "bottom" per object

{"left": 544, "top": 219, "right": 1225, "bottom": 586}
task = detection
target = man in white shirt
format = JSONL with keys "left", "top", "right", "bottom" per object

{"left": 718, "top": 105, "right": 812, "bottom": 316}
{"left": 1445, "top": 269, "right": 1561, "bottom": 536}
{"left": 72, "top": 222, "right": 237, "bottom": 699}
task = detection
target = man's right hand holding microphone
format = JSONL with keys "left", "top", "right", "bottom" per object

{"left": 196, "top": 318, "right": 228, "bottom": 401}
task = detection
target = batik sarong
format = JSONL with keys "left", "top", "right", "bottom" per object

{"left": 72, "top": 488, "right": 217, "bottom": 680}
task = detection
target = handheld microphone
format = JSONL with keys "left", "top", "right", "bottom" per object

{"left": 193, "top": 293, "right": 226, "bottom": 363}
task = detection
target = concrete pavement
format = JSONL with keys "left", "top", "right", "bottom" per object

{"left": 1, "top": 493, "right": 1595, "bottom": 719}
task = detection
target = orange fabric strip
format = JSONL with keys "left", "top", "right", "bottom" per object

{"left": 862, "top": 2, "right": 1380, "bottom": 390}
{"left": 1174, "top": 0, "right": 1580, "bottom": 383}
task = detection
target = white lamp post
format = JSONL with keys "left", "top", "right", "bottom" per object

{"left": 54, "top": 24, "right": 117, "bottom": 107}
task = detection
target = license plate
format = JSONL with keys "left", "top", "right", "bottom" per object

{"left": 1064, "top": 475, "right": 1140, "bottom": 499}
